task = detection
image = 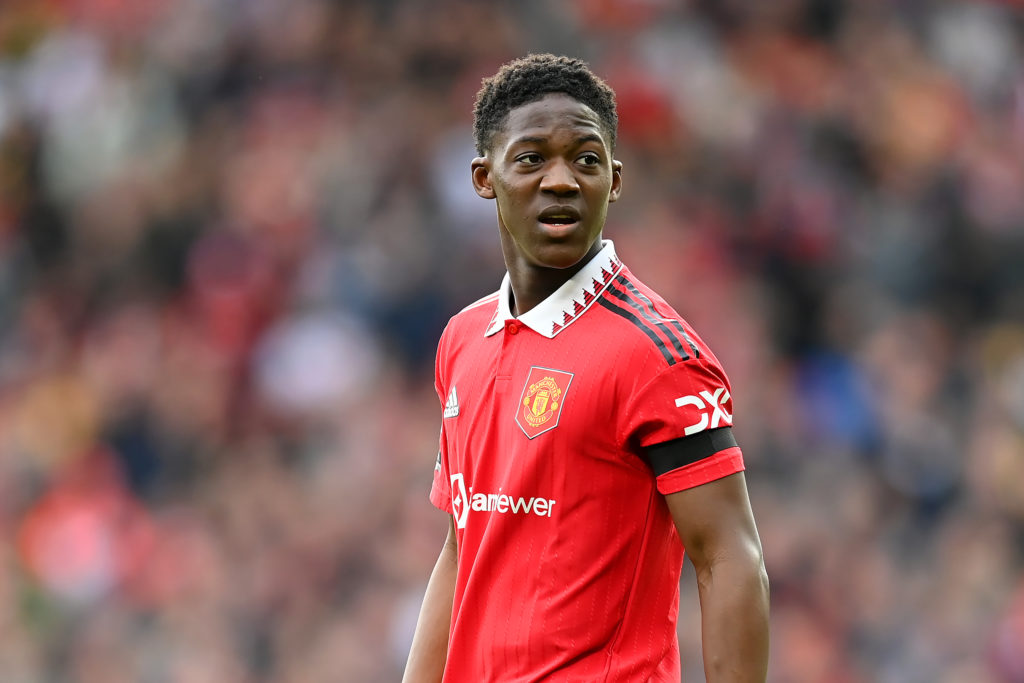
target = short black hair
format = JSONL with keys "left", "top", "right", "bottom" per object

{"left": 473, "top": 54, "right": 618, "bottom": 156}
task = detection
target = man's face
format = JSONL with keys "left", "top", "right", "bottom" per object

{"left": 472, "top": 93, "right": 622, "bottom": 273}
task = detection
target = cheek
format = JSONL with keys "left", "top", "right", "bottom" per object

{"left": 494, "top": 185, "right": 530, "bottom": 221}
{"left": 588, "top": 180, "right": 615, "bottom": 210}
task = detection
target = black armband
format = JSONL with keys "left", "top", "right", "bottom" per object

{"left": 644, "top": 427, "right": 738, "bottom": 477}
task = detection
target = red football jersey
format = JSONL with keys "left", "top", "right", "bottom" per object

{"left": 430, "top": 241, "right": 744, "bottom": 682}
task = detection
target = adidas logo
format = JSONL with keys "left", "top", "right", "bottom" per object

{"left": 443, "top": 386, "right": 460, "bottom": 418}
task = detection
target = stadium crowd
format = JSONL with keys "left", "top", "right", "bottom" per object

{"left": 0, "top": 0, "right": 1023, "bottom": 680}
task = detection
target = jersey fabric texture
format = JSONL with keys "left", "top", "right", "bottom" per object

{"left": 430, "top": 240, "right": 744, "bottom": 682}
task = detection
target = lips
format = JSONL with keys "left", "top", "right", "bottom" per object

{"left": 538, "top": 205, "right": 582, "bottom": 225}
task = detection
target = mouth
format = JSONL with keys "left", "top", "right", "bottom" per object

{"left": 537, "top": 206, "right": 582, "bottom": 231}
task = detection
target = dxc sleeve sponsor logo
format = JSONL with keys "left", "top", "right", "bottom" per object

{"left": 674, "top": 387, "right": 732, "bottom": 435}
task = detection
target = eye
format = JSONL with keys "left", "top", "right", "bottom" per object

{"left": 516, "top": 153, "right": 543, "bottom": 165}
{"left": 577, "top": 152, "right": 601, "bottom": 166}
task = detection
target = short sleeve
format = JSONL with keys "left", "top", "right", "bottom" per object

{"left": 622, "top": 356, "right": 745, "bottom": 495}
{"left": 429, "top": 328, "right": 453, "bottom": 513}
{"left": 430, "top": 426, "right": 452, "bottom": 513}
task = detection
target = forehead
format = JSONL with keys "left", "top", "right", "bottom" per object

{"left": 497, "top": 93, "right": 608, "bottom": 148}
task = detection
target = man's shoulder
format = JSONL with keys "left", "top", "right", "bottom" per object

{"left": 441, "top": 290, "right": 500, "bottom": 340}
{"left": 593, "top": 265, "right": 707, "bottom": 364}
{"left": 458, "top": 290, "right": 501, "bottom": 316}
{"left": 613, "top": 266, "right": 684, "bottom": 322}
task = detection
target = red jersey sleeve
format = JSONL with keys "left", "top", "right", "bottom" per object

{"left": 430, "top": 395, "right": 453, "bottom": 513}
{"left": 429, "top": 439, "right": 452, "bottom": 513}
{"left": 429, "top": 330, "right": 453, "bottom": 513}
{"left": 622, "top": 355, "right": 745, "bottom": 495}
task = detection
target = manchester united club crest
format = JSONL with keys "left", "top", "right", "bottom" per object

{"left": 516, "top": 366, "right": 574, "bottom": 439}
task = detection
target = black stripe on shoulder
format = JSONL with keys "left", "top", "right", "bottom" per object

{"left": 606, "top": 281, "right": 689, "bottom": 361}
{"left": 597, "top": 296, "right": 676, "bottom": 366}
{"left": 616, "top": 275, "right": 700, "bottom": 359}
{"left": 644, "top": 427, "right": 738, "bottom": 477}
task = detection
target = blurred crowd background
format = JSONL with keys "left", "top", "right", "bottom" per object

{"left": 0, "top": 0, "right": 1023, "bottom": 681}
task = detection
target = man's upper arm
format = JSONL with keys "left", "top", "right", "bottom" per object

{"left": 664, "top": 471, "right": 762, "bottom": 568}
{"left": 443, "top": 514, "right": 457, "bottom": 554}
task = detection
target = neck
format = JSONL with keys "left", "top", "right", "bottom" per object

{"left": 503, "top": 239, "right": 603, "bottom": 317}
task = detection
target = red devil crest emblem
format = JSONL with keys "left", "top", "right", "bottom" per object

{"left": 516, "top": 367, "right": 574, "bottom": 439}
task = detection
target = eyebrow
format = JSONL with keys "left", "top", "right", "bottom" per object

{"left": 510, "top": 135, "right": 548, "bottom": 146}
{"left": 509, "top": 133, "right": 606, "bottom": 147}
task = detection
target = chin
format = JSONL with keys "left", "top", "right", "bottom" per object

{"left": 531, "top": 242, "right": 593, "bottom": 270}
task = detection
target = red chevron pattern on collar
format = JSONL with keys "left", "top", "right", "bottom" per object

{"left": 485, "top": 241, "right": 624, "bottom": 338}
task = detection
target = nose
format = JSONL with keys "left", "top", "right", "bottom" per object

{"left": 540, "top": 159, "right": 580, "bottom": 196}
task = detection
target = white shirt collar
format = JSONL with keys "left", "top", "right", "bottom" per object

{"left": 484, "top": 240, "right": 624, "bottom": 338}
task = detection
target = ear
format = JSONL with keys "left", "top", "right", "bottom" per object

{"left": 471, "top": 157, "right": 495, "bottom": 199}
{"left": 609, "top": 159, "right": 623, "bottom": 203}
